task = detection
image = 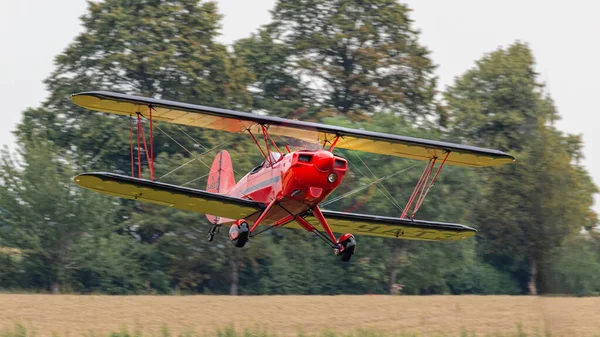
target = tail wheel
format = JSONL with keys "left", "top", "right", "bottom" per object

{"left": 338, "top": 234, "right": 356, "bottom": 262}
{"left": 229, "top": 220, "right": 249, "bottom": 248}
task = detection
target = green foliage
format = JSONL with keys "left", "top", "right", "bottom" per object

{"left": 444, "top": 42, "right": 598, "bottom": 294}
{"left": 234, "top": 29, "right": 308, "bottom": 118}
{"left": 0, "top": 141, "right": 116, "bottom": 293}
{"left": 544, "top": 235, "right": 600, "bottom": 296}
{"left": 8, "top": 0, "right": 259, "bottom": 295}
{"left": 0, "top": 248, "right": 22, "bottom": 290}
{"left": 46, "top": 0, "right": 245, "bottom": 104}
{"left": 0, "top": 1, "right": 597, "bottom": 296}
{"left": 69, "top": 234, "right": 165, "bottom": 294}
{"left": 444, "top": 43, "right": 543, "bottom": 152}
{"left": 264, "top": 0, "right": 438, "bottom": 119}
{"left": 15, "top": 0, "right": 253, "bottom": 173}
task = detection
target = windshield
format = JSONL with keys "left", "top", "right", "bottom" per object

{"left": 250, "top": 152, "right": 283, "bottom": 174}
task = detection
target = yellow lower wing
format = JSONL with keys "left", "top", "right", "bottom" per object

{"left": 304, "top": 210, "right": 476, "bottom": 241}
{"left": 74, "top": 173, "right": 474, "bottom": 241}
{"left": 74, "top": 172, "right": 263, "bottom": 221}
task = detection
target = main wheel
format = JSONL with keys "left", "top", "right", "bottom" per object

{"left": 229, "top": 221, "right": 249, "bottom": 248}
{"left": 338, "top": 234, "right": 356, "bottom": 262}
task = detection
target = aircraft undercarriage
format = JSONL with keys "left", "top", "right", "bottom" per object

{"left": 223, "top": 212, "right": 356, "bottom": 262}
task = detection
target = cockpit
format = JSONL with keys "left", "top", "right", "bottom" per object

{"left": 250, "top": 152, "right": 284, "bottom": 174}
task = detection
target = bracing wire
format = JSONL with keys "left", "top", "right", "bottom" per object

{"left": 155, "top": 125, "right": 236, "bottom": 181}
{"left": 174, "top": 124, "right": 243, "bottom": 177}
{"left": 155, "top": 125, "right": 200, "bottom": 157}
{"left": 345, "top": 155, "right": 405, "bottom": 213}
{"left": 157, "top": 156, "right": 207, "bottom": 181}
{"left": 181, "top": 172, "right": 210, "bottom": 187}
{"left": 320, "top": 164, "right": 417, "bottom": 208}
{"left": 351, "top": 152, "right": 405, "bottom": 212}
{"left": 173, "top": 125, "right": 209, "bottom": 152}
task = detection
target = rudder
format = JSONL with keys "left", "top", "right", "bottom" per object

{"left": 206, "top": 150, "right": 236, "bottom": 224}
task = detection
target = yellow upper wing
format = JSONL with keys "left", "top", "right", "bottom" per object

{"left": 72, "top": 91, "right": 515, "bottom": 167}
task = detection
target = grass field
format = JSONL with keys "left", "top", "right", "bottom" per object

{"left": 1, "top": 295, "right": 600, "bottom": 337}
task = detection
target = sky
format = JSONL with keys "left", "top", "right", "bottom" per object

{"left": 1, "top": 0, "right": 598, "bottom": 213}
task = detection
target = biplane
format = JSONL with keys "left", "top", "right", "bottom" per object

{"left": 71, "top": 91, "right": 514, "bottom": 261}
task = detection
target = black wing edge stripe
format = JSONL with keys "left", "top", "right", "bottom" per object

{"left": 319, "top": 209, "right": 477, "bottom": 233}
{"left": 76, "top": 172, "right": 265, "bottom": 210}
{"left": 72, "top": 91, "right": 515, "bottom": 161}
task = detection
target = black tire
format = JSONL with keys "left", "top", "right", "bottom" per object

{"left": 340, "top": 235, "right": 356, "bottom": 262}
{"left": 229, "top": 222, "right": 249, "bottom": 248}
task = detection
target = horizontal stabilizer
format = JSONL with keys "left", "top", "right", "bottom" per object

{"left": 74, "top": 172, "right": 263, "bottom": 221}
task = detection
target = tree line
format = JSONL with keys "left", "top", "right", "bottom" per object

{"left": 0, "top": 0, "right": 598, "bottom": 296}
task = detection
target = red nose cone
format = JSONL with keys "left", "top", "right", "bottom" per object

{"left": 314, "top": 150, "right": 334, "bottom": 171}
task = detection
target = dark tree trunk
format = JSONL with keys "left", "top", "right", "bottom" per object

{"left": 388, "top": 242, "right": 399, "bottom": 295}
{"left": 229, "top": 256, "right": 239, "bottom": 296}
{"left": 528, "top": 256, "right": 538, "bottom": 295}
{"left": 51, "top": 281, "right": 60, "bottom": 294}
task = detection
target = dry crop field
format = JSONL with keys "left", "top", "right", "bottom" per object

{"left": 1, "top": 295, "right": 600, "bottom": 337}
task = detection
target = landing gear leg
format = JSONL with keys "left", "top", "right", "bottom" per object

{"left": 297, "top": 209, "right": 357, "bottom": 262}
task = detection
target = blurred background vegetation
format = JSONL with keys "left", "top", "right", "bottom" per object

{"left": 0, "top": 0, "right": 598, "bottom": 296}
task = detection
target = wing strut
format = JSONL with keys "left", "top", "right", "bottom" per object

{"left": 247, "top": 125, "right": 285, "bottom": 167}
{"left": 149, "top": 106, "right": 155, "bottom": 178}
{"left": 262, "top": 125, "right": 283, "bottom": 156}
{"left": 248, "top": 128, "right": 272, "bottom": 166}
{"left": 327, "top": 135, "right": 341, "bottom": 152}
{"left": 128, "top": 107, "right": 155, "bottom": 180}
{"left": 129, "top": 115, "right": 134, "bottom": 177}
{"left": 401, "top": 151, "right": 450, "bottom": 219}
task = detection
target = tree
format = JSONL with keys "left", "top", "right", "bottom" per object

{"left": 444, "top": 42, "right": 598, "bottom": 294}
{"left": 234, "top": 29, "right": 309, "bottom": 118}
{"left": 6, "top": 1, "right": 599, "bottom": 296}
{"left": 545, "top": 235, "right": 600, "bottom": 296}
{"left": 254, "top": 0, "right": 437, "bottom": 120}
{"left": 444, "top": 42, "right": 545, "bottom": 152}
{"left": 11, "top": 0, "right": 259, "bottom": 294}
{"left": 0, "top": 141, "right": 114, "bottom": 293}
{"left": 15, "top": 0, "right": 254, "bottom": 173}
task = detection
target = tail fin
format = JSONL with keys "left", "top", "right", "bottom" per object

{"left": 206, "top": 150, "right": 236, "bottom": 224}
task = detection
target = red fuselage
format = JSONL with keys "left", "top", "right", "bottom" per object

{"left": 226, "top": 150, "right": 348, "bottom": 225}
